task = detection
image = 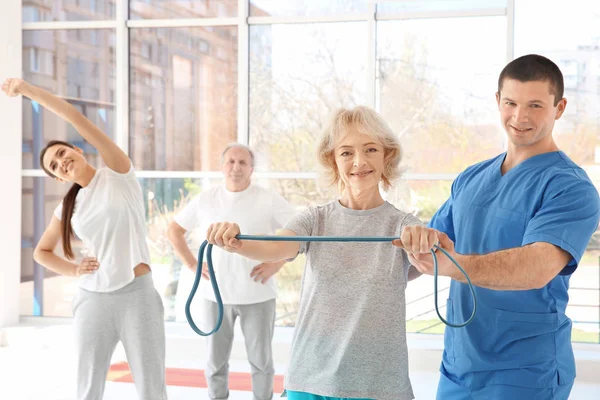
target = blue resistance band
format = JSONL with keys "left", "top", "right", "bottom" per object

{"left": 185, "top": 235, "right": 477, "bottom": 336}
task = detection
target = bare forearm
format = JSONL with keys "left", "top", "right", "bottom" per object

{"left": 455, "top": 245, "right": 564, "bottom": 290}
{"left": 167, "top": 231, "right": 198, "bottom": 269}
{"left": 236, "top": 240, "right": 297, "bottom": 263}
{"left": 17, "top": 80, "right": 127, "bottom": 168}
{"left": 18, "top": 82, "right": 82, "bottom": 125}
{"left": 33, "top": 250, "right": 78, "bottom": 277}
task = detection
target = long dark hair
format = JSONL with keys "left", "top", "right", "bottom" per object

{"left": 40, "top": 140, "right": 81, "bottom": 260}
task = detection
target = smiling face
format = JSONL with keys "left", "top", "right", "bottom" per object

{"left": 333, "top": 125, "right": 386, "bottom": 194}
{"left": 221, "top": 145, "right": 254, "bottom": 191}
{"left": 41, "top": 143, "right": 88, "bottom": 182}
{"left": 496, "top": 78, "right": 566, "bottom": 149}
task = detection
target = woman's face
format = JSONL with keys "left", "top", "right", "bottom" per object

{"left": 42, "top": 144, "right": 87, "bottom": 182}
{"left": 334, "top": 126, "right": 385, "bottom": 193}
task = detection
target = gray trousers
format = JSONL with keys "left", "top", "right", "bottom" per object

{"left": 72, "top": 273, "right": 168, "bottom": 400}
{"left": 202, "top": 298, "right": 276, "bottom": 400}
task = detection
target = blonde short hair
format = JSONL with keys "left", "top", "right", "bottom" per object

{"left": 317, "top": 106, "right": 402, "bottom": 191}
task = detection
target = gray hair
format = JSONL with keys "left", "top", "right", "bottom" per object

{"left": 221, "top": 143, "right": 255, "bottom": 167}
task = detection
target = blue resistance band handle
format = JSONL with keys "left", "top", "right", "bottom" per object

{"left": 185, "top": 235, "right": 477, "bottom": 336}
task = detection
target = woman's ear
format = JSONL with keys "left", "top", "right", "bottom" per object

{"left": 74, "top": 146, "right": 84, "bottom": 155}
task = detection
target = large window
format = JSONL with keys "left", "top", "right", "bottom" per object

{"left": 22, "top": 30, "right": 116, "bottom": 170}
{"left": 130, "top": 0, "right": 237, "bottom": 19}
{"left": 377, "top": 17, "right": 506, "bottom": 174}
{"left": 23, "top": 0, "right": 116, "bottom": 22}
{"left": 20, "top": 1, "right": 600, "bottom": 343}
{"left": 514, "top": 0, "right": 600, "bottom": 344}
{"left": 129, "top": 26, "right": 238, "bottom": 171}
{"left": 21, "top": 177, "right": 76, "bottom": 316}
{"left": 249, "top": 22, "right": 368, "bottom": 174}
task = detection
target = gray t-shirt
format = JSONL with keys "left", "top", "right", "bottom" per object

{"left": 283, "top": 200, "right": 421, "bottom": 400}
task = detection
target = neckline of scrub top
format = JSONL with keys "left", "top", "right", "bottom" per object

{"left": 494, "top": 150, "right": 565, "bottom": 181}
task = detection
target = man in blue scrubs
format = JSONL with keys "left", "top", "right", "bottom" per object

{"left": 400, "top": 54, "right": 600, "bottom": 399}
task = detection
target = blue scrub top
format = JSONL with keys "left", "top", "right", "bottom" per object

{"left": 429, "top": 151, "right": 600, "bottom": 389}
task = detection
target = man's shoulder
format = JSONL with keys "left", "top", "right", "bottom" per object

{"left": 186, "top": 186, "right": 222, "bottom": 204}
{"left": 248, "top": 184, "right": 287, "bottom": 200}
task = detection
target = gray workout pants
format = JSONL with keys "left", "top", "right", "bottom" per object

{"left": 72, "top": 273, "right": 168, "bottom": 400}
{"left": 202, "top": 298, "right": 276, "bottom": 400}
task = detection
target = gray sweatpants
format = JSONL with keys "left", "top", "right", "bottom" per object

{"left": 202, "top": 298, "right": 276, "bottom": 400}
{"left": 72, "top": 273, "right": 168, "bottom": 400}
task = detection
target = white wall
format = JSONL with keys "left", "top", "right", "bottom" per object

{"left": 0, "top": 1, "right": 22, "bottom": 329}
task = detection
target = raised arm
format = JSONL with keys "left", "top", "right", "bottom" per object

{"left": 2, "top": 78, "right": 130, "bottom": 173}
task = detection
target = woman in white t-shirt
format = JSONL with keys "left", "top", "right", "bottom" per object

{"left": 2, "top": 78, "right": 167, "bottom": 400}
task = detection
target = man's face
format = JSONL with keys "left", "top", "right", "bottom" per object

{"left": 496, "top": 78, "right": 566, "bottom": 148}
{"left": 222, "top": 146, "right": 253, "bottom": 188}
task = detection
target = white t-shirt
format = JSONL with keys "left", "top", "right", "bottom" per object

{"left": 173, "top": 184, "right": 296, "bottom": 317}
{"left": 54, "top": 164, "right": 151, "bottom": 292}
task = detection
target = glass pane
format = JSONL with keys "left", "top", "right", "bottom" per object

{"left": 377, "top": 0, "right": 506, "bottom": 14}
{"left": 21, "top": 177, "right": 80, "bottom": 317}
{"left": 377, "top": 17, "right": 506, "bottom": 174}
{"left": 386, "top": 179, "right": 451, "bottom": 334}
{"left": 23, "top": 0, "right": 116, "bottom": 22}
{"left": 515, "top": 0, "right": 600, "bottom": 168}
{"left": 22, "top": 30, "right": 116, "bottom": 170}
{"left": 130, "top": 0, "right": 237, "bottom": 19}
{"left": 515, "top": 0, "right": 600, "bottom": 344}
{"left": 130, "top": 27, "right": 238, "bottom": 171}
{"left": 249, "top": 23, "right": 367, "bottom": 173}
{"left": 568, "top": 247, "right": 600, "bottom": 343}
{"left": 138, "top": 177, "right": 210, "bottom": 321}
{"left": 250, "top": 0, "right": 367, "bottom": 17}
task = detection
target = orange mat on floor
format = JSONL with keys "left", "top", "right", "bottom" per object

{"left": 107, "top": 362, "right": 284, "bottom": 392}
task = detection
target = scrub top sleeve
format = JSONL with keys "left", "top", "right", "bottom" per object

{"left": 523, "top": 181, "right": 600, "bottom": 275}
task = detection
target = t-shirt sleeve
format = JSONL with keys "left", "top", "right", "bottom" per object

{"left": 54, "top": 202, "right": 63, "bottom": 220}
{"left": 283, "top": 206, "right": 316, "bottom": 255}
{"left": 270, "top": 191, "right": 297, "bottom": 229}
{"left": 105, "top": 160, "right": 136, "bottom": 179}
{"left": 173, "top": 193, "right": 207, "bottom": 232}
{"left": 523, "top": 179, "right": 600, "bottom": 275}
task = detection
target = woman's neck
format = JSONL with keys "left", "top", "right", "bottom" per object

{"left": 338, "top": 187, "right": 385, "bottom": 210}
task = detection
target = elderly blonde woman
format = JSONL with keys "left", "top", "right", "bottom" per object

{"left": 207, "top": 106, "right": 428, "bottom": 400}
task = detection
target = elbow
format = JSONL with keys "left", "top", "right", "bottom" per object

{"left": 166, "top": 223, "right": 175, "bottom": 242}
{"left": 33, "top": 248, "right": 41, "bottom": 264}
{"left": 167, "top": 221, "right": 184, "bottom": 244}
{"left": 33, "top": 247, "right": 48, "bottom": 265}
{"left": 532, "top": 276, "right": 552, "bottom": 290}
{"left": 526, "top": 274, "right": 552, "bottom": 290}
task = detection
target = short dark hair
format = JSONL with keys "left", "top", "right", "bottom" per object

{"left": 498, "top": 54, "right": 564, "bottom": 106}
